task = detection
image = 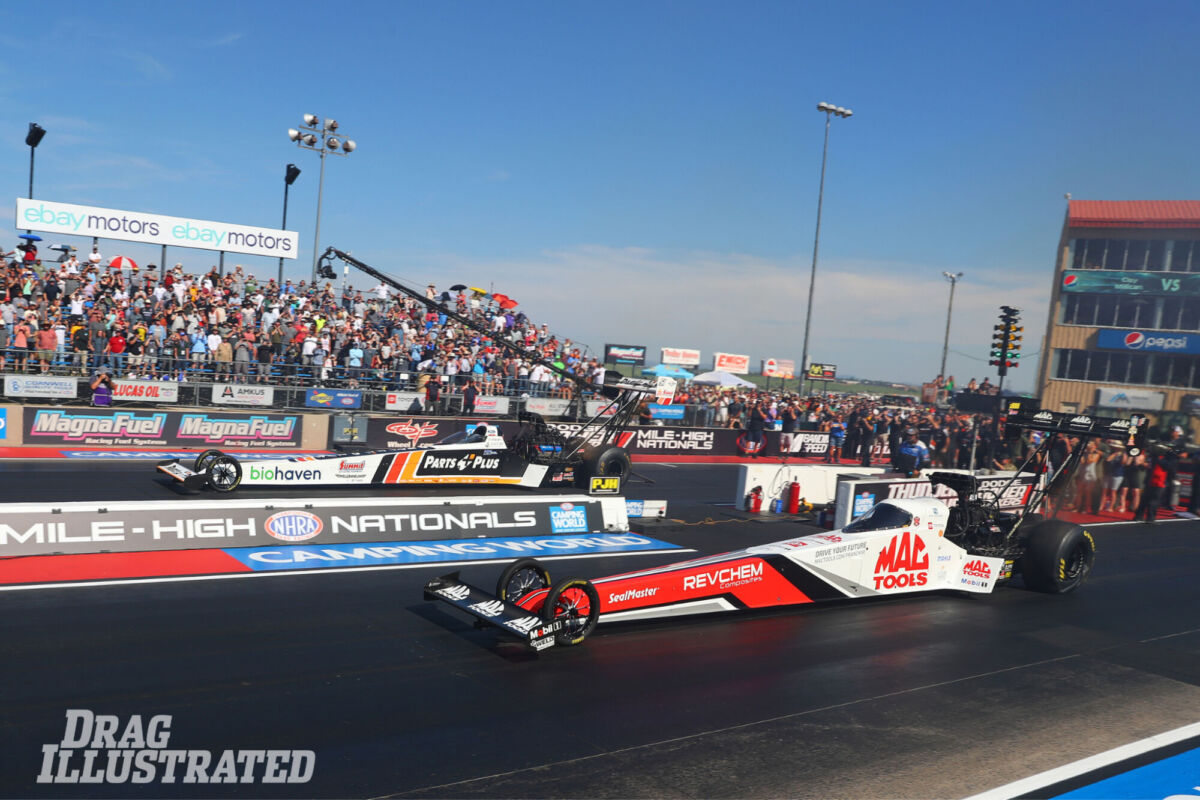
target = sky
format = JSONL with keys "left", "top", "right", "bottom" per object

{"left": 3, "top": 0, "right": 1198, "bottom": 392}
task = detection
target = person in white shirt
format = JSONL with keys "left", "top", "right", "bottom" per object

{"left": 64, "top": 255, "right": 81, "bottom": 274}
{"left": 374, "top": 282, "right": 390, "bottom": 301}
{"left": 88, "top": 247, "right": 102, "bottom": 265}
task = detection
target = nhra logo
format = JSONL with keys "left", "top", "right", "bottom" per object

{"left": 874, "top": 531, "right": 929, "bottom": 590}
{"left": 264, "top": 510, "right": 323, "bottom": 542}
{"left": 963, "top": 559, "right": 992, "bottom": 579}
{"left": 1124, "top": 332, "right": 1145, "bottom": 349}
{"left": 1062, "top": 273, "right": 1078, "bottom": 287}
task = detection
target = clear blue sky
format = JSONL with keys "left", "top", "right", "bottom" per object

{"left": 4, "top": 0, "right": 1198, "bottom": 391}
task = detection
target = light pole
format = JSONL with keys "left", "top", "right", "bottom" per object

{"left": 940, "top": 271, "right": 963, "bottom": 380}
{"left": 288, "top": 115, "right": 357, "bottom": 286}
{"left": 800, "top": 102, "right": 852, "bottom": 395}
{"left": 25, "top": 122, "right": 46, "bottom": 234}
{"left": 278, "top": 163, "right": 301, "bottom": 285}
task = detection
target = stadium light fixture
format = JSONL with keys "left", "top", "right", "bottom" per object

{"left": 278, "top": 164, "right": 302, "bottom": 285}
{"left": 25, "top": 122, "right": 47, "bottom": 234}
{"left": 940, "top": 271, "right": 964, "bottom": 380}
{"left": 800, "top": 102, "right": 853, "bottom": 394}
{"left": 288, "top": 113, "right": 358, "bottom": 284}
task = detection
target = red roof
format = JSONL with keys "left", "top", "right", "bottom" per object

{"left": 1069, "top": 200, "right": 1200, "bottom": 229}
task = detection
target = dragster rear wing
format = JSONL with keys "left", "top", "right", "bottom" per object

{"left": 1004, "top": 400, "right": 1148, "bottom": 449}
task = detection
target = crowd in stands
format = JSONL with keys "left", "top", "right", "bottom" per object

{"left": 0, "top": 246, "right": 607, "bottom": 396}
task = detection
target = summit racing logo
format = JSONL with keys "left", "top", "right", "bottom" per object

{"left": 874, "top": 531, "right": 929, "bottom": 590}
{"left": 30, "top": 411, "right": 167, "bottom": 441}
{"left": 37, "top": 709, "right": 313, "bottom": 785}
{"left": 385, "top": 419, "right": 439, "bottom": 447}
{"left": 177, "top": 415, "right": 296, "bottom": 444}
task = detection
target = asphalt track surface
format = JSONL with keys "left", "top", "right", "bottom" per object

{"left": 3, "top": 462, "right": 1200, "bottom": 799}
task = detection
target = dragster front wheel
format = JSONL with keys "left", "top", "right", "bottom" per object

{"left": 541, "top": 577, "right": 600, "bottom": 647}
{"left": 206, "top": 455, "right": 243, "bottom": 493}
{"left": 193, "top": 449, "right": 224, "bottom": 473}
{"left": 496, "top": 558, "right": 552, "bottom": 604}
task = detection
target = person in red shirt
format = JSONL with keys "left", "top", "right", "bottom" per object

{"left": 35, "top": 323, "right": 57, "bottom": 374}
{"left": 106, "top": 329, "right": 128, "bottom": 376}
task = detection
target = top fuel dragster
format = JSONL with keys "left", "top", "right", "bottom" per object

{"left": 423, "top": 404, "right": 1148, "bottom": 650}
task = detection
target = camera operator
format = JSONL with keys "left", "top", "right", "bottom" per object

{"left": 90, "top": 369, "right": 115, "bottom": 407}
{"left": 894, "top": 427, "right": 931, "bottom": 478}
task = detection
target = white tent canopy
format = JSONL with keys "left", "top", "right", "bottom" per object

{"left": 691, "top": 370, "right": 756, "bottom": 388}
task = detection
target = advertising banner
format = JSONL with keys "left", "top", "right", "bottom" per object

{"left": 0, "top": 408, "right": 6, "bottom": 439}
{"left": 0, "top": 496, "right": 618, "bottom": 557}
{"left": 525, "top": 397, "right": 572, "bottom": 417}
{"left": 386, "top": 392, "right": 426, "bottom": 413}
{"left": 112, "top": 380, "right": 179, "bottom": 403}
{"left": 16, "top": 198, "right": 298, "bottom": 260}
{"left": 807, "top": 363, "right": 837, "bottom": 381}
{"left": 585, "top": 399, "right": 618, "bottom": 418}
{"left": 713, "top": 352, "right": 750, "bottom": 374}
{"left": 305, "top": 388, "right": 363, "bottom": 409}
{"left": 4, "top": 376, "right": 78, "bottom": 399}
{"left": 471, "top": 396, "right": 510, "bottom": 415}
{"left": 1183, "top": 394, "right": 1200, "bottom": 416}
{"left": 1096, "top": 387, "right": 1166, "bottom": 411}
{"left": 1061, "top": 270, "right": 1200, "bottom": 296}
{"left": 762, "top": 358, "right": 796, "bottom": 378}
{"left": 1096, "top": 330, "right": 1200, "bottom": 355}
{"left": 834, "top": 473, "right": 1038, "bottom": 529}
{"left": 604, "top": 344, "right": 647, "bottom": 365}
{"left": 212, "top": 384, "right": 275, "bottom": 407}
{"left": 655, "top": 377, "right": 677, "bottom": 405}
{"left": 24, "top": 407, "right": 303, "bottom": 449}
{"left": 648, "top": 404, "right": 686, "bottom": 420}
{"left": 660, "top": 347, "right": 701, "bottom": 366}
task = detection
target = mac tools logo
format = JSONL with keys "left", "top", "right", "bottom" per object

{"left": 1124, "top": 332, "right": 1145, "bottom": 349}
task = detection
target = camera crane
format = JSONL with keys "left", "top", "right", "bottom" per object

{"left": 316, "top": 247, "right": 661, "bottom": 480}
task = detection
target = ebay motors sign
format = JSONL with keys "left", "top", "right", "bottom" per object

{"left": 16, "top": 199, "right": 298, "bottom": 260}
{"left": 1097, "top": 329, "right": 1200, "bottom": 355}
{"left": 713, "top": 352, "right": 750, "bottom": 374}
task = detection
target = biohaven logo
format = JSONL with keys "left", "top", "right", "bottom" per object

{"left": 264, "top": 511, "right": 323, "bottom": 542}
{"left": 37, "top": 709, "right": 313, "bottom": 785}
{"left": 549, "top": 503, "right": 588, "bottom": 534}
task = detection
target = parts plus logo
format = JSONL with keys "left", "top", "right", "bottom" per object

{"left": 549, "top": 503, "right": 588, "bottom": 534}
{"left": 264, "top": 510, "right": 323, "bottom": 542}
{"left": 37, "top": 710, "right": 313, "bottom": 785}
{"left": 873, "top": 531, "right": 929, "bottom": 590}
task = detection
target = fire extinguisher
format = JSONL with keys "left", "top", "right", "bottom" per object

{"left": 746, "top": 485, "right": 763, "bottom": 514}
{"left": 787, "top": 481, "right": 802, "bottom": 514}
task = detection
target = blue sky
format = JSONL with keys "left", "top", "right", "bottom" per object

{"left": 3, "top": 0, "right": 1198, "bottom": 391}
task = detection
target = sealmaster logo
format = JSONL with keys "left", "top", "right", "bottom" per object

{"left": 608, "top": 587, "right": 659, "bottom": 604}
{"left": 874, "top": 531, "right": 929, "bottom": 590}
{"left": 264, "top": 510, "right": 323, "bottom": 542}
{"left": 1124, "top": 332, "right": 1145, "bottom": 349}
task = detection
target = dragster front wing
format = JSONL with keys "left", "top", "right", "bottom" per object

{"left": 423, "top": 573, "right": 565, "bottom": 651}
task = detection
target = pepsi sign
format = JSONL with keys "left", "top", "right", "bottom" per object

{"left": 1096, "top": 330, "right": 1200, "bottom": 355}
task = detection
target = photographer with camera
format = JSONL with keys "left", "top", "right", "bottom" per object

{"left": 90, "top": 369, "right": 115, "bottom": 407}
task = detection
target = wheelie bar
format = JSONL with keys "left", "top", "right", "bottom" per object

{"left": 423, "top": 573, "right": 565, "bottom": 651}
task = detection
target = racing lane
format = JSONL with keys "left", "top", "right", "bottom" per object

{"left": 3, "top": 463, "right": 1200, "bottom": 798}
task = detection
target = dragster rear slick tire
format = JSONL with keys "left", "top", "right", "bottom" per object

{"left": 583, "top": 445, "right": 632, "bottom": 490}
{"left": 541, "top": 577, "right": 600, "bottom": 647}
{"left": 1020, "top": 519, "right": 1095, "bottom": 594}
{"left": 206, "top": 455, "right": 243, "bottom": 493}
{"left": 496, "top": 558, "right": 552, "bottom": 604}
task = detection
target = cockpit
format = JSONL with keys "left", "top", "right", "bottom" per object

{"left": 842, "top": 502, "right": 913, "bottom": 533}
